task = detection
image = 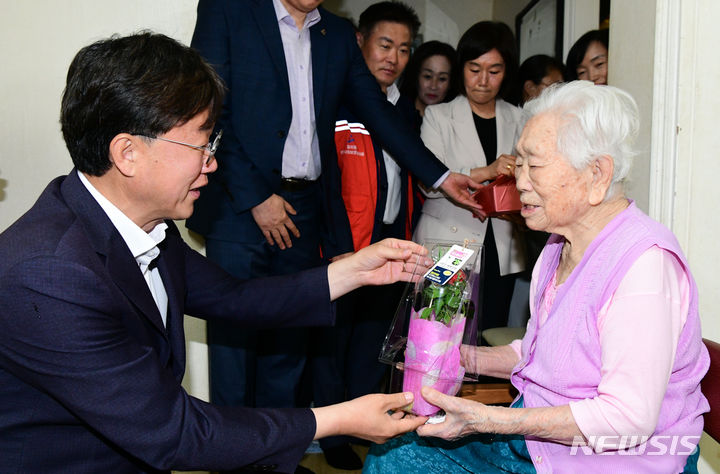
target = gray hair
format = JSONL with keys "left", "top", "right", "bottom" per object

{"left": 523, "top": 80, "right": 639, "bottom": 197}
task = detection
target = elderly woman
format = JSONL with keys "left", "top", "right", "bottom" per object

{"left": 365, "top": 81, "right": 709, "bottom": 473}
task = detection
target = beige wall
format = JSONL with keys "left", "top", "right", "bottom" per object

{"left": 0, "top": 0, "right": 211, "bottom": 402}
{"left": 0, "top": 0, "right": 198, "bottom": 231}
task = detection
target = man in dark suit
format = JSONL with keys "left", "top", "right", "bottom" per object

{"left": 186, "top": 0, "right": 482, "bottom": 413}
{"left": 0, "top": 32, "right": 431, "bottom": 473}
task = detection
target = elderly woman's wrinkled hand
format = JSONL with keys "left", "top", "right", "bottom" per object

{"left": 460, "top": 344, "right": 482, "bottom": 373}
{"left": 415, "top": 387, "right": 491, "bottom": 440}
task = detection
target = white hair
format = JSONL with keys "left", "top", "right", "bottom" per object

{"left": 523, "top": 80, "right": 639, "bottom": 197}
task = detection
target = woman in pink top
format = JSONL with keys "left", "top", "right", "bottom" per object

{"left": 365, "top": 81, "right": 709, "bottom": 473}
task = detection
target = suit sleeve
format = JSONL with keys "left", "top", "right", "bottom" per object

{"left": 181, "top": 238, "right": 336, "bottom": 328}
{"left": 0, "top": 254, "right": 317, "bottom": 472}
{"left": 192, "top": 0, "right": 274, "bottom": 213}
{"left": 341, "top": 37, "right": 448, "bottom": 188}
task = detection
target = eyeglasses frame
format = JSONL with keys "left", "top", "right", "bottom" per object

{"left": 141, "top": 129, "right": 223, "bottom": 166}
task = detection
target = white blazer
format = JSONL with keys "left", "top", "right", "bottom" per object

{"left": 413, "top": 95, "right": 527, "bottom": 276}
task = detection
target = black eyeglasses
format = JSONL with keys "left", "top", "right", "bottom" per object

{"left": 143, "top": 130, "right": 223, "bottom": 166}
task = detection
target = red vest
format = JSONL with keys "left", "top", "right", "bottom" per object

{"left": 334, "top": 120, "right": 415, "bottom": 250}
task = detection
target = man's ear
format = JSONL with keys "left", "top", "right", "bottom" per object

{"left": 108, "top": 133, "right": 141, "bottom": 177}
{"left": 356, "top": 31, "right": 364, "bottom": 48}
{"left": 588, "top": 154, "right": 615, "bottom": 205}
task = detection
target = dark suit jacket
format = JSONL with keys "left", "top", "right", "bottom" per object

{"left": 0, "top": 170, "right": 335, "bottom": 473}
{"left": 185, "top": 0, "right": 447, "bottom": 256}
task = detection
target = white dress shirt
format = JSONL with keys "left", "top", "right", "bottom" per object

{"left": 78, "top": 172, "right": 168, "bottom": 326}
{"left": 273, "top": 0, "right": 322, "bottom": 180}
{"left": 382, "top": 83, "right": 402, "bottom": 224}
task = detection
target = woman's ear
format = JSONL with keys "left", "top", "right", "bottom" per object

{"left": 588, "top": 154, "right": 614, "bottom": 205}
{"left": 523, "top": 80, "right": 537, "bottom": 101}
{"left": 108, "top": 133, "right": 140, "bottom": 177}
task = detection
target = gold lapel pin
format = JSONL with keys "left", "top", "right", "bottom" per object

{"left": 321, "top": 28, "right": 327, "bottom": 36}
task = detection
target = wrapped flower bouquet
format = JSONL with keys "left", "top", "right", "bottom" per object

{"left": 380, "top": 241, "right": 483, "bottom": 416}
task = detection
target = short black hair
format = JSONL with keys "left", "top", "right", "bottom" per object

{"left": 400, "top": 40, "right": 459, "bottom": 103}
{"left": 565, "top": 29, "right": 609, "bottom": 81}
{"left": 358, "top": 1, "right": 421, "bottom": 41}
{"left": 519, "top": 54, "right": 565, "bottom": 85}
{"left": 456, "top": 21, "right": 519, "bottom": 104}
{"left": 60, "top": 31, "right": 225, "bottom": 176}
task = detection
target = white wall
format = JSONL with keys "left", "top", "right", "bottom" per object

{"left": 0, "top": 0, "right": 198, "bottom": 231}
{"left": 562, "top": 0, "right": 600, "bottom": 59}
{"left": 674, "top": 0, "right": 720, "bottom": 470}
{"left": 609, "top": 0, "right": 655, "bottom": 213}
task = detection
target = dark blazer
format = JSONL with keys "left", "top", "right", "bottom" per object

{"left": 0, "top": 170, "right": 335, "bottom": 473}
{"left": 186, "top": 0, "right": 447, "bottom": 255}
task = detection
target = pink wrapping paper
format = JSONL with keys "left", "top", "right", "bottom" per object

{"left": 473, "top": 175, "right": 522, "bottom": 216}
{"left": 403, "top": 308, "right": 466, "bottom": 415}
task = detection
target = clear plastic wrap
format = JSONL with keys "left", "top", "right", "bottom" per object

{"left": 380, "top": 240, "right": 483, "bottom": 415}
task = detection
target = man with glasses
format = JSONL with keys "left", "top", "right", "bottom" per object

{"left": 0, "top": 32, "right": 431, "bottom": 473}
{"left": 144, "top": 129, "right": 224, "bottom": 165}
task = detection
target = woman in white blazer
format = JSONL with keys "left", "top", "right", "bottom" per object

{"left": 413, "top": 21, "right": 527, "bottom": 332}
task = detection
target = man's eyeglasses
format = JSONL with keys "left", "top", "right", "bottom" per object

{"left": 143, "top": 130, "right": 223, "bottom": 166}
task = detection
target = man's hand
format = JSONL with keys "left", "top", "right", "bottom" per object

{"left": 326, "top": 238, "right": 433, "bottom": 300}
{"left": 329, "top": 252, "right": 354, "bottom": 262}
{"left": 312, "top": 392, "right": 428, "bottom": 443}
{"left": 250, "top": 194, "right": 300, "bottom": 249}
{"left": 439, "top": 172, "right": 483, "bottom": 212}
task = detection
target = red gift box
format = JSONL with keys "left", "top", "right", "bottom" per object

{"left": 473, "top": 175, "right": 522, "bottom": 216}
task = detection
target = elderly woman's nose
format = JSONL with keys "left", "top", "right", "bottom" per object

{"left": 515, "top": 166, "right": 531, "bottom": 191}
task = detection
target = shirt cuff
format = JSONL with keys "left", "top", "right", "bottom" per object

{"left": 431, "top": 170, "right": 451, "bottom": 190}
{"left": 509, "top": 339, "right": 523, "bottom": 359}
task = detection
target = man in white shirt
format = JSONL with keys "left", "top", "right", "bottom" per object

{"left": 0, "top": 32, "right": 431, "bottom": 473}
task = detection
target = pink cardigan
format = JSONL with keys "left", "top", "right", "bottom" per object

{"left": 510, "top": 202, "right": 709, "bottom": 473}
